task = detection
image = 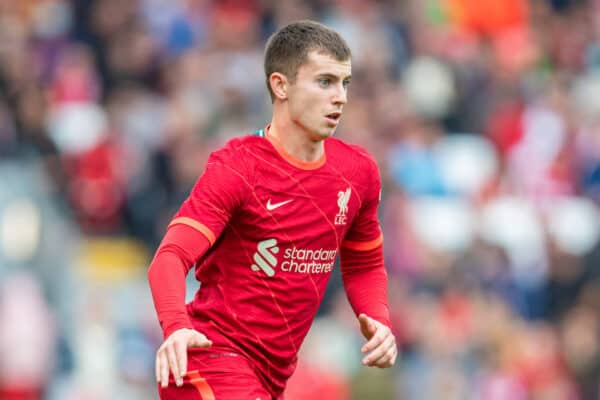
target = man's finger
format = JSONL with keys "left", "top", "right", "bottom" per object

{"left": 189, "top": 333, "right": 212, "bottom": 348}
{"left": 364, "top": 334, "right": 395, "bottom": 366}
{"left": 159, "top": 351, "right": 170, "bottom": 388}
{"left": 361, "top": 327, "right": 386, "bottom": 353}
{"left": 155, "top": 351, "right": 161, "bottom": 382}
{"left": 390, "top": 347, "right": 398, "bottom": 365}
{"left": 386, "top": 346, "right": 398, "bottom": 366}
{"left": 362, "top": 334, "right": 393, "bottom": 365}
{"left": 358, "top": 314, "right": 377, "bottom": 339}
{"left": 176, "top": 340, "right": 188, "bottom": 379}
{"left": 372, "top": 344, "right": 397, "bottom": 368}
{"left": 166, "top": 343, "right": 181, "bottom": 386}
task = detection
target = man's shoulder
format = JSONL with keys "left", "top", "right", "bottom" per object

{"left": 212, "top": 132, "right": 267, "bottom": 158}
{"left": 327, "top": 137, "right": 381, "bottom": 196}
{"left": 326, "top": 137, "right": 378, "bottom": 170}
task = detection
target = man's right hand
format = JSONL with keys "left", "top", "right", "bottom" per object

{"left": 156, "top": 328, "right": 212, "bottom": 388}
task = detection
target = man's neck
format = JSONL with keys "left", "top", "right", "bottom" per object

{"left": 268, "top": 114, "right": 325, "bottom": 163}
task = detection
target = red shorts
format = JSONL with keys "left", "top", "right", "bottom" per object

{"left": 158, "top": 348, "right": 283, "bottom": 400}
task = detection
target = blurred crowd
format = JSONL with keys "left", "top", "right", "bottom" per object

{"left": 2, "top": 0, "right": 600, "bottom": 399}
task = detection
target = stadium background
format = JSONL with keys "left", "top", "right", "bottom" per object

{"left": 2, "top": 0, "right": 600, "bottom": 398}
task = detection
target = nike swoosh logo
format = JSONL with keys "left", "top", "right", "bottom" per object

{"left": 266, "top": 198, "right": 293, "bottom": 211}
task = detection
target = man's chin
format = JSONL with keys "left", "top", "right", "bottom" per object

{"left": 315, "top": 126, "right": 337, "bottom": 139}
{"left": 301, "top": 122, "right": 337, "bottom": 141}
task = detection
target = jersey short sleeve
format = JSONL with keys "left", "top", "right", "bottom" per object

{"left": 169, "top": 140, "right": 250, "bottom": 245}
{"left": 341, "top": 156, "right": 383, "bottom": 251}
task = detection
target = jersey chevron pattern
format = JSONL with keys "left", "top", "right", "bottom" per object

{"left": 169, "top": 129, "right": 383, "bottom": 396}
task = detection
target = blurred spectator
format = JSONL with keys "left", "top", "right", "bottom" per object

{"left": 0, "top": 273, "right": 56, "bottom": 400}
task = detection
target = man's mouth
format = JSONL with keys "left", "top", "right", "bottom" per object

{"left": 325, "top": 112, "right": 342, "bottom": 123}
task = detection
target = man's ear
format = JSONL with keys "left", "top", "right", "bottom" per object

{"left": 269, "top": 72, "right": 288, "bottom": 100}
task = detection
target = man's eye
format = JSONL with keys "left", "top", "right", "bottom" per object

{"left": 319, "top": 79, "right": 330, "bottom": 87}
{"left": 343, "top": 80, "right": 350, "bottom": 88}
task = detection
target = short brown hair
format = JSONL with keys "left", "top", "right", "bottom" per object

{"left": 264, "top": 20, "right": 351, "bottom": 101}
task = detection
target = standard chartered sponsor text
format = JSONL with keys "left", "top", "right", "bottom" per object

{"left": 250, "top": 239, "right": 337, "bottom": 276}
{"left": 280, "top": 247, "right": 336, "bottom": 274}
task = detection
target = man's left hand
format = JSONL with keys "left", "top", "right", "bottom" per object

{"left": 358, "top": 313, "right": 397, "bottom": 368}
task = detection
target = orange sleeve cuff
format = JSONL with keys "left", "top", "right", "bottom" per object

{"left": 341, "top": 234, "right": 383, "bottom": 251}
{"left": 168, "top": 217, "right": 216, "bottom": 246}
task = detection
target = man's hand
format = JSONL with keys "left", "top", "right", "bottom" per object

{"left": 156, "top": 328, "right": 212, "bottom": 388}
{"left": 358, "top": 313, "right": 397, "bottom": 368}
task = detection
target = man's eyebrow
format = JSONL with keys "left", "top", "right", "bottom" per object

{"left": 316, "top": 73, "right": 352, "bottom": 81}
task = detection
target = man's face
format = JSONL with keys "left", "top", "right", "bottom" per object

{"left": 286, "top": 51, "right": 351, "bottom": 140}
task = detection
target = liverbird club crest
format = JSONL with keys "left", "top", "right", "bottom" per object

{"left": 335, "top": 187, "right": 351, "bottom": 225}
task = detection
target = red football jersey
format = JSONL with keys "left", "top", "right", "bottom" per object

{"left": 170, "top": 127, "right": 383, "bottom": 396}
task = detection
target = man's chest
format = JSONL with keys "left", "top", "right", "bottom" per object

{"left": 234, "top": 170, "right": 361, "bottom": 246}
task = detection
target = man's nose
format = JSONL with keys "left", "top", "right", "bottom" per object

{"left": 332, "top": 83, "right": 347, "bottom": 105}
